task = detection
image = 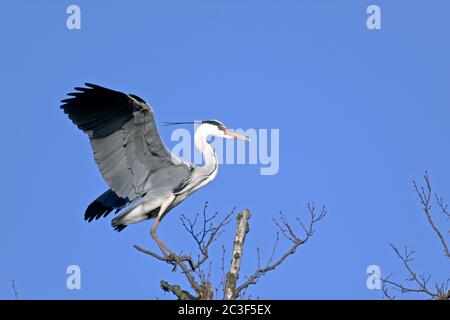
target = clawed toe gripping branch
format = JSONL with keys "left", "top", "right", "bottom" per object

{"left": 134, "top": 202, "right": 326, "bottom": 300}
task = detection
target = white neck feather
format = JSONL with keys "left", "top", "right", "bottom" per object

{"left": 194, "top": 124, "right": 218, "bottom": 173}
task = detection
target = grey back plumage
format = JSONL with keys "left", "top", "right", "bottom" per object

{"left": 61, "top": 83, "right": 192, "bottom": 202}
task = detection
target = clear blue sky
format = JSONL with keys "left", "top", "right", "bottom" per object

{"left": 0, "top": 1, "right": 449, "bottom": 299}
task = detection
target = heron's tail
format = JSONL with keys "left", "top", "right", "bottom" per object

{"left": 85, "top": 189, "right": 128, "bottom": 223}
{"left": 111, "top": 205, "right": 160, "bottom": 232}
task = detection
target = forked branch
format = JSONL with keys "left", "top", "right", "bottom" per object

{"left": 232, "top": 203, "right": 327, "bottom": 299}
{"left": 382, "top": 172, "right": 449, "bottom": 300}
{"left": 134, "top": 202, "right": 326, "bottom": 300}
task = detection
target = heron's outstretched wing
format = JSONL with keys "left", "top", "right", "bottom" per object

{"left": 61, "top": 83, "right": 191, "bottom": 201}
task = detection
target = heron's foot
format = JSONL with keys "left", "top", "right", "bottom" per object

{"left": 160, "top": 240, "right": 175, "bottom": 257}
{"left": 152, "top": 236, "right": 176, "bottom": 258}
{"left": 155, "top": 239, "right": 169, "bottom": 257}
{"left": 155, "top": 240, "right": 183, "bottom": 272}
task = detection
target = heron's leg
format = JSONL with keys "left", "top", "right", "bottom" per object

{"left": 150, "top": 217, "right": 169, "bottom": 256}
{"left": 150, "top": 196, "right": 175, "bottom": 257}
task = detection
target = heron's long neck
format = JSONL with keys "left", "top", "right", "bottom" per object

{"left": 194, "top": 127, "right": 218, "bottom": 174}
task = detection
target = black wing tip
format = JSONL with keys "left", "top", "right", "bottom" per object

{"left": 84, "top": 82, "right": 98, "bottom": 88}
{"left": 60, "top": 98, "right": 74, "bottom": 107}
{"left": 61, "top": 83, "right": 134, "bottom": 105}
{"left": 60, "top": 85, "right": 90, "bottom": 107}
{"left": 113, "top": 224, "right": 127, "bottom": 232}
{"left": 84, "top": 201, "right": 114, "bottom": 222}
{"left": 84, "top": 83, "right": 114, "bottom": 92}
{"left": 63, "top": 83, "right": 102, "bottom": 97}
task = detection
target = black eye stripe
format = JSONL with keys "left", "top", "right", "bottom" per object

{"left": 202, "top": 120, "right": 226, "bottom": 129}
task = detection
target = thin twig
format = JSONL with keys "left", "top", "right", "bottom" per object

{"left": 382, "top": 244, "right": 449, "bottom": 299}
{"left": 413, "top": 172, "right": 449, "bottom": 258}
{"left": 382, "top": 172, "right": 450, "bottom": 300}
{"left": 11, "top": 280, "right": 18, "bottom": 300}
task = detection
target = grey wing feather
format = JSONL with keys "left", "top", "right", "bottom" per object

{"left": 61, "top": 83, "right": 192, "bottom": 201}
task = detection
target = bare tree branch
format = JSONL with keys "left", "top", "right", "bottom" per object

{"left": 224, "top": 209, "right": 251, "bottom": 300}
{"left": 384, "top": 244, "right": 438, "bottom": 298}
{"left": 215, "top": 245, "right": 227, "bottom": 299}
{"left": 382, "top": 172, "right": 450, "bottom": 300}
{"left": 413, "top": 172, "right": 449, "bottom": 259}
{"left": 381, "top": 274, "right": 397, "bottom": 300}
{"left": 135, "top": 203, "right": 326, "bottom": 300}
{"left": 381, "top": 244, "right": 449, "bottom": 300}
{"left": 160, "top": 280, "right": 197, "bottom": 300}
{"left": 134, "top": 243, "right": 205, "bottom": 297}
{"left": 11, "top": 280, "right": 18, "bottom": 300}
{"left": 179, "top": 202, "right": 235, "bottom": 270}
{"left": 233, "top": 203, "right": 326, "bottom": 299}
{"left": 435, "top": 195, "right": 450, "bottom": 221}
{"left": 134, "top": 203, "right": 235, "bottom": 300}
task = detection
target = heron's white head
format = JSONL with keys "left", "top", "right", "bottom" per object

{"left": 199, "top": 120, "right": 250, "bottom": 141}
{"left": 163, "top": 119, "right": 250, "bottom": 144}
{"left": 163, "top": 119, "right": 249, "bottom": 167}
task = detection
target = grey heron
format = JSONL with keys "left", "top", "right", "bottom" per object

{"left": 61, "top": 83, "right": 249, "bottom": 256}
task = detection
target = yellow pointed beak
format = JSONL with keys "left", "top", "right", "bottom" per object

{"left": 225, "top": 130, "right": 251, "bottom": 141}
